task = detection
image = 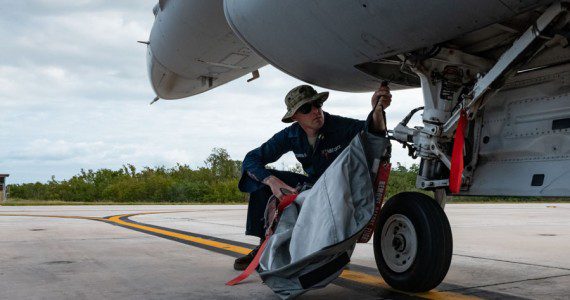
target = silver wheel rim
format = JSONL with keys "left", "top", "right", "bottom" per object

{"left": 380, "top": 214, "right": 417, "bottom": 273}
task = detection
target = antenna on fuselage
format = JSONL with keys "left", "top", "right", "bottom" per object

{"left": 150, "top": 96, "right": 160, "bottom": 105}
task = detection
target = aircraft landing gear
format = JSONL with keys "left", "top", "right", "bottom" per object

{"left": 373, "top": 192, "right": 452, "bottom": 292}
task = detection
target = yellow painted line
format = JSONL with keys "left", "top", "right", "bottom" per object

{"left": 340, "top": 270, "right": 479, "bottom": 300}
{"left": 1, "top": 211, "right": 480, "bottom": 299}
{"left": 109, "top": 213, "right": 480, "bottom": 300}
{"left": 107, "top": 214, "right": 251, "bottom": 255}
{"left": 416, "top": 291, "right": 481, "bottom": 300}
{"left": 340, "top": 269, "right": 392, "bottom": 288}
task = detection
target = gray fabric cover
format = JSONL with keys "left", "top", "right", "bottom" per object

{"left": 258, "top": 131, "right": 389, "bottom": 299}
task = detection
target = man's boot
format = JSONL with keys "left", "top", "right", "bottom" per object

{"left": 233, "top": 238, "right": 264, "bottom": 271}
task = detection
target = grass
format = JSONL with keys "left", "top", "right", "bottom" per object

{"left": 450, "top": 199, "right": 570, "bottom": 203}
{"left": 2, "top": 197, "right": 569, "bottom": 206}
{"left": 450, "top": 196, "right": 570, "bottom": 203}
{"left": 0, "top": 199, "right": 247, "bottom": 206}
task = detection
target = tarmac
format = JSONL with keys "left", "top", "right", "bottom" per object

{"left": 0, "top": 203, "right": 569, "bottom": 299}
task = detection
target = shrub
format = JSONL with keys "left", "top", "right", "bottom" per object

{"left": 8, "top": 149, "right": 426, "bottom": 203}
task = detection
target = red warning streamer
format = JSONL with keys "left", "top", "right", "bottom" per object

{"left": 449, "top": 109, "right": 467, "bottom": 194}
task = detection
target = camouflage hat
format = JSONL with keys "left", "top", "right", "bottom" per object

{"left": 281, "top": 85, "right": 329, "bottom": 123}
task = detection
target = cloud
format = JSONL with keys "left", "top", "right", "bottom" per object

{"left": 7, "top": 139, "right": 105, "bottom": 162}
{"left": 0, "top": 1, "right": 424, "bottom": 184}
{"left": 0, "top": 1, "right": 153, "bottom": 106}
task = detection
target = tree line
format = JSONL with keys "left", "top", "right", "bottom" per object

{"left": 8, "top": 148, "right": 422, "bottom": 203}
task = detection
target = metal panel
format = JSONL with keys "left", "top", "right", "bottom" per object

{"left": 462, "top": 63, "right": 570, "bottom": 196}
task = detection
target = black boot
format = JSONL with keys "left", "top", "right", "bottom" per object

{"left": 233, "top": 238, "right": 264, "bottom": 271}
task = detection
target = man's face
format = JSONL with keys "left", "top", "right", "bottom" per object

{"left": 292, "top": 101, "right": 325, "bottom": 131}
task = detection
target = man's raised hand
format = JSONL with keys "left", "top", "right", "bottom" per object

{"left": 371, "top": 85, "right": 392, "bottom": 110}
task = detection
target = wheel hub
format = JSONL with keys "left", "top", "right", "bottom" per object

{"left": 381, "top": 214, "right": 417, "bottom": 273}
{"left": 392, "top": 234, "right": 406, "bottom": 251}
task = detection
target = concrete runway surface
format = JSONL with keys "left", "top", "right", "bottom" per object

{"left": 0, "top": 204, "right": 569, "bottom": 299}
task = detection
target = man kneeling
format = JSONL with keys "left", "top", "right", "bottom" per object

{"left": 234, "top": 84, "right": 392, "bottom": 270}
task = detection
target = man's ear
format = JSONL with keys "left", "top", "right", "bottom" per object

{"left": 291, "top": 114, "right": 297, "bottom": 122}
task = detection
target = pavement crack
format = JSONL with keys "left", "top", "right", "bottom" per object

{"left": 136, "top": 216, "right": 246, "bottom": 229}
{"left": 0, "top": 236, "right": 151, "bottom": 244}
{"left": 442, "top": 273, "right": 570, "bottom": 292}
{"left": 454, "top": 253, "right": 570, "bottom": 271}
{"left": 168, "top": 218, "right": 245, "bottom": 229}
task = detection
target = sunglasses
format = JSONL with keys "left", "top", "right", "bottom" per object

{"left": 297, "top": 101, "right": 323, "bottom": 114}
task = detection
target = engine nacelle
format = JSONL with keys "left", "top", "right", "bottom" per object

{"left": 147, "top": 0, "right": 266, "bottom": 100}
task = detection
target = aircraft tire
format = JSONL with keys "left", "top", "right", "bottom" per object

{"left": 373, "top": 192, "right": 452, "bottom": 292}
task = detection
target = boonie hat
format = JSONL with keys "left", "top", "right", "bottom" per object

{"left": 282, "top": 85, "right": 329, "bottom": 123}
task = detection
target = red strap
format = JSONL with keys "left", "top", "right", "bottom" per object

{"left": 449, "top": 109, "right": 467, "bottom": 194}
{"left": 226, "top": 194, "right": 298, "bottom": 286}
{"left": 226, "top": 238, "right": 268, "bottom": 286}
{"left": 278, "top": 194, "right": 298, "bottom": 212}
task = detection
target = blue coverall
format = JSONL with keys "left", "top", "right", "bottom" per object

{"left": 238, "top": 112, "right": 366, "bottom": 238}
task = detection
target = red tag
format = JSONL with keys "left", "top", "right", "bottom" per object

{"left": 449, "top": 110, "right": 467, "bottom": 194}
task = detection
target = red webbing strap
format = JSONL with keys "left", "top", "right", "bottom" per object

{"left": 278, "top": 194, "right": 298, "bottom": 212}
{"left": 449, "top": 109, "right": 467, "bottom": 194}
{"left": 226, "top": 194, "right": 298, "bottom": 286}
{"left": 358, "top": 160, "right": 391, "bottom": 243}
{"left": 226, "top": 239, "right": 269, "bottom": 286}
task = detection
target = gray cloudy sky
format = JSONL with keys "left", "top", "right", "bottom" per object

{"left": 1, "top": 1, "right": 424, "bottom": 184}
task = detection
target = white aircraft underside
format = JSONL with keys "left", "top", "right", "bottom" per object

{"left": 148, "top": 0, "right": 552, "bottom": 97}
{"left": 145, "top": 0, "right": 570, "bottom": 293}
{"left": 147, "top": 0, "right": 570, "bottom": 196}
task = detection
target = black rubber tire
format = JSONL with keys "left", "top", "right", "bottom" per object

{"left": 373, "top": 192, "right": 453, "bottom": 292}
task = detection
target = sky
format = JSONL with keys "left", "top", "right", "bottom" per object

{"left": 0, "top": 1, "right": 425, "bottom": 184}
